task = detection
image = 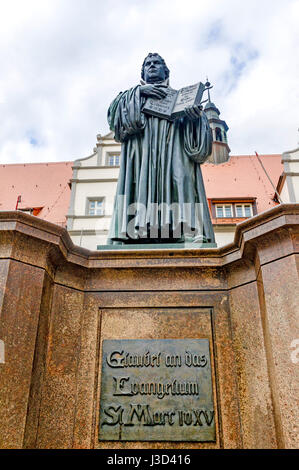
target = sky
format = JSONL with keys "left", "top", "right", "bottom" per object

{"left": 0, "top": 0, "right": 298, "bottom": 164}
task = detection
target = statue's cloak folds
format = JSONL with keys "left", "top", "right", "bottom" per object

{"left": 107, "top": 85, "right": 215, "bottom": 244}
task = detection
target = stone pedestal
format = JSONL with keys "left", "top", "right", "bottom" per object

{"left": 0, "top": 205, "right": 298, "bottom": 449}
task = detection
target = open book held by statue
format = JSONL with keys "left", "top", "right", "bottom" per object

{"left": 143, "top": 81, "right": 209, "bottom": 120}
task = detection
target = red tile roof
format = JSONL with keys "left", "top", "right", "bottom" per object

{"left": 0, "top": 154, "right": 283, "bottom": 227}
{"left": 202, "top": 154, "right": 283, "bottom": 214}
{"left": 0, "top": 161, "right": 73, "bottom": 226}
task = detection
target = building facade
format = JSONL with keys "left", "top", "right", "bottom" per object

{"left": 277, "top": 147, "right": 299, "bottom": 203}
{"left": 1, "top": 102, "right": 295, "bottom": 251}
{"left": 66, "top": 132, "right": 120, "bottom": 248}
{"left": 66, "top": 100, "right": 284, "bottom": 250}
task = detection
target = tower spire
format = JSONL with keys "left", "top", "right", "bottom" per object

{"left": 203, "top": 81, "right": 230, "bottom": 164}
{"left": 205, "top": 78, "right": 211, "bottom": 103}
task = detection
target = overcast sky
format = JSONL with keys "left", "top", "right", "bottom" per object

{"left": 1, "top": 0, "right": 298, "bottom": 164}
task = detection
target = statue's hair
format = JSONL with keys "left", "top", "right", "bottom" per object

{"left": 141, "top": 53, "right": 170, "bottom": 81}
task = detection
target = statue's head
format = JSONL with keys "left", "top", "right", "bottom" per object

{"left": 141, "top": 53, "right": 170, "bottom": 83}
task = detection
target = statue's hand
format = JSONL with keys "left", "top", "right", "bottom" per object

{"left": 184, "top": 104, "right": 203, "bottom": 120}
{"left": 140, "top": 84, "right": 168, "bottom": 100}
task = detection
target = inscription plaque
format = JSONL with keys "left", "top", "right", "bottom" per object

{"left": 99, "top": 339, "right": 215, "bottom": 442}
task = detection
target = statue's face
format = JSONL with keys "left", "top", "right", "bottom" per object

{"left": 143, "top": 55, "right": 166, "bottom": 83}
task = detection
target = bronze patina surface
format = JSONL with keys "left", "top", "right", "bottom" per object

{"left": 99, "top": 339, "right": 215, "bottom": 442}
{"left": 107, "top": 53, "right": 215, "bottom": 245}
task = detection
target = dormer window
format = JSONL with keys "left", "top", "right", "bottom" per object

{"left": 235, "top": 204, "right": 253, "bottom": 218}
{"left": 212, "top": 200, "right": 256, "bottom": 220}
{"left": 19, "top": 208, "right": 33, "bottom": 215}
{"left": 216, "top": 204, "right": 232, "bottom": 218}
{"left": 18, "top": 207, "right": 43, "bottom": 216}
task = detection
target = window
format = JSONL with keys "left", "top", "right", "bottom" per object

{"left": 88, "top": 199, "right": 104, "bottom": 216}
{"left": 215, "top": 127, "right": 222, "bottom": 142}
{"left": 216, "top": 206, "right": 224, "bottom": 218}
{"left": 107, "top": 153, "right": 120, "bottom": 166}
{"left": 216, "top": 204, "right": 232, "bottom": 218}
{"left": 235, "top": 204, "right": 253, "bottom": 218}
{"left": 215, "top": 202, "right": 253, "bottom": 218}
{"left": 236, "top": 205, "right": 243, "bottom": 217}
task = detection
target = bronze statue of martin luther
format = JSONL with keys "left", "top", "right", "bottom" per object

{"left": 107, "top": 53, "right": 215, "bottom": 245}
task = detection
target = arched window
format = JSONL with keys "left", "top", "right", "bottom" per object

{"left": 215, "top": 127, "right": 222, "bottom": 142}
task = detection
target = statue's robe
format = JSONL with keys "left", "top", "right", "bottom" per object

{"left": 107, "top": 84, "right": 215, "bottom": 244}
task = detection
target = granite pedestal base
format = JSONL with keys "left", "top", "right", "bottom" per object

{"left": 0, "top": 205, "right": 298, "bottom": 449}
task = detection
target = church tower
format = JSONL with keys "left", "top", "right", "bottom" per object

{"left": 204, "top": 81, "right": 230, "bottom": 164}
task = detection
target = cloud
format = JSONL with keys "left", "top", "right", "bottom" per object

{"left": 0, "top": 0, "right": 298, "bottom": 163}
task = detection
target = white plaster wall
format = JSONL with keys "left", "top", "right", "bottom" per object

{"left": 292, "top": 176, "right": 299, "bottom": 202}
{"left": 72, "top": 217, "right": 112, "bottom": 231}
{"left": 102, "top": 143, "right": 120, "bottom": 150}
{"left": 73, "top": 180, "right": 118, "bottom": 215}
{"left": 280, "top": 182, "right": 290, "bottom": 203}
{"left": 78, "top": 153, "right": 98, "bottom": 167}
{"left": 285, "top": 175, "right": 299, "bottom": 202}
{"left": 287, "top": 161, "right": 299, "bottom": 173}
{"left": 282, "top": 147, "right": 299, "bottom": 203}
{"left": 77, "top": 167, "right": 119, "bottom": 180}
{"left": 214, "top": 228, "right": 235, "bottom": 247}
{"left": 71, "top": 233, "right": 108, "bottom": 250}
